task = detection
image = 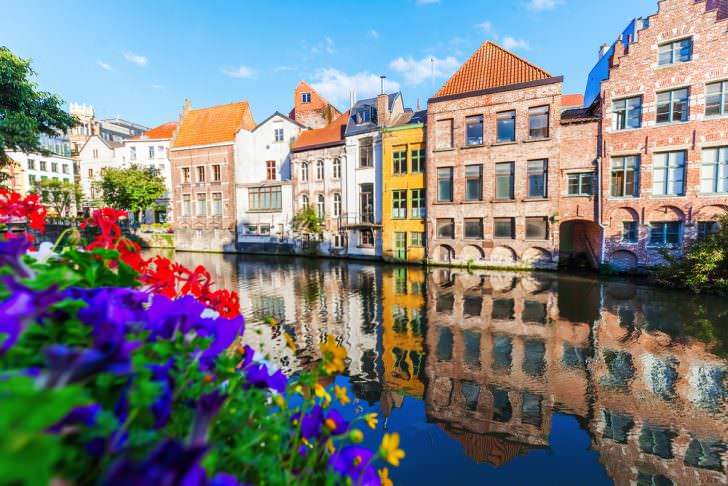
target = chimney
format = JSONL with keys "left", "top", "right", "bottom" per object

{"left": 376, "top": 76, "right": 390, "bottom": 127}
{"left": 598, "top": 43, "right": 610, "bottom": 59}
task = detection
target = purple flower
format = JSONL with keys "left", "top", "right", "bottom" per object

{"left": 190, "top": 390, "right": 228, "bottom": 445}
{"left": 198, "top": 315, "right": 244, "bottom": 371}
{"left": 298, "top": 405, "right": 324, "bottom": 440}
{"left": 267, "top": 369, "right": 287, "bottom": 394}
{"left": 70, "top": 287, "right": 149, "bottom": 337}
{"left": 328, "top": 446, "right": 378, "bottom": 486}
{"left": 42, "top": 339, "right": 140, "bottom": 387}
{"left": 46, "top": 404, "right": 101, "bottom": 433}
{"left": 0, "top": 278, "right": 62, "bottom": 354}
{"left": 146, "top": 294, "right": 212, "bottom": 340}
{"left": 324, "top": 409, "right": 349, "bottom": 436}
{"left": 0, "top": 236, "right": 32, "bottom": 278}
{"left": 149, "top": 359, "right": 175, "bottom": 429}
{"left": 209, "top": 473, "right": 249, "bottom": 486}
{"left": 242, "top": 363, "right": 288, "bottom": 394}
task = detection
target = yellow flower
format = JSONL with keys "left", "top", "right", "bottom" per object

{"left": 274, "top": 395, "right": 285, "bottom": 408}
{"left": 334, "top": 385, "right": 350, "bottom": 405}
{"left": 378, "top": 468, "right": 393, "bottom": 486}
{"left": 364, "top": 413, "right": 378, "bottom": 430}
{"left": 293, "top": 385, "right": 304, "bottom": 395}
{"left": 349, "top": 429, "right": 364, "bottom": 443}
{"left": 314, "top": 383, "right": 332, "bottom": 407}
{"left": 326, "top": 439, "right": 335, "bottom": 454}
{"left": 284, "top": 333, "right": 296, "bottom": 351}
{"left": 379, "top": 433, "right": 405, "bottom": 467}
{"left": 320, "top": 335, "right": 347, "bottom": 375}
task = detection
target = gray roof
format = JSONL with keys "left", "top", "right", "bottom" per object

{"left": 344, "top": 93, "right": 402, "bottom": 137}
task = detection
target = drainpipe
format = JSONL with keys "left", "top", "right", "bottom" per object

{"left": 596, "top": 155, "right": 606, "bottom": 265}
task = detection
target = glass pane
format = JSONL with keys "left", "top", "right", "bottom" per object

{"left": 672, "top": 89, "right": 688, "bottom": 122}
{"left": 494, "top": 219, "right": 513, "bottom": 238}
{"left": 466, "top": 115, "right": 483, "bottom": 145}
{"left": 496, "top": 111, "right": 516, "bottom": 142}
{"left": 678, "top": 39, "right": 692, "bottom": 62}
{"left": 656, "top": 92, "right": 670, "bottom": 123}
{"left": 567, "top": 175, "right": 579, "bottom": 195}
{"left": 525, "top": 218, "right": 547, "bottom": 239}
{"left": 658, "top": 44, "right": 672, "bottom": 65}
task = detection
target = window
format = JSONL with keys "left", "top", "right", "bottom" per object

{"left": 410, "top": 232, "right": 424, "bottom": 247}
{"left": 40, "top": 161, "right": 47, "bottom": 171}
{"left": 27, "top": 159, "right": 35, "bottom": 170}
{"left": 411, "top": 147, "right": 425, "bottom": 173}
{"left": 51, "top": 162, "right": 58, "bottom": 173}
{"left": 525, "top": 217, "right": 548, "bottom": 240}
{"left": 333, "top": 193, "right": 341, "bottom": 217}
{"left": 92, "top": 149, "right": 98, "bottom": 160}
{"left": 466, "top": 115, "right": 483, "bottom": 145}
{"left": 196, "top": 193, "right": 207, "bottom": 216}
{"left": 410, "top": 189, "right": 425, "bottom": 218}
{"left": 649, "top": 221, "right": 681, "bottom": 246}
{"left": 528, "top": 106, "right": 549, "bottom": 139}
{"left": 130, "top": 147, "right": 136, "bottom": 161}
{"left": 29, "top": 174, "right": 36, "bottom": 184}
{"left": 527, "top": 160, "right": 548, "bottom": 198}
{"left": 360, "top": 183, "right": 374, "bottom": 223}
{"left": 464, "top": 218, "right": 483, "bottom": 239}
{"left": 566, "top": 172, "right": 593, "bottom": 196}
{"left": 658, "top": 38, "right": 692, "bottom": 66}
{"left": 301, "top": 194, "right": 309, "bottom": 208}
{"left": 149, "top": 146, "right": 155, "bottom": 159}
{"left": 333, "top": 233, "right": 345, "bottom": 248}
{"left": 497, "top": 110, "right": 516, "bottom": 143}
{"left": 62, "top": 164, "right": 69, "bottom": 174}
{"left": 701, "top": 146, "right": 728, "bottom": 193}
{"left": 653, "top": 151, "right": 686, "bottom": 196}
{"left": 211, "top": 192, "right": 222, "bottom": 216}
{"left": 697, "top": 221, "right": 719, "bottom": 239}
{"left": 359, "top": 138, "right": 373, "bottom": 167}
{"left": 196, "top": 166, "right": 205, "bottom": 182}
{"left": 274, "top": 128, "right": 284, "bottom": 142}
{"left": 494, "top": 218, "right": 515, "bottom": 239}
{"left": 392, "top": 147, "right": 407, "bottom": 175}
{"left": 301, "top": 92, "right": 311, "bottom": 104}
{"left": 465, "top": 164, "right": 483, "bottom": 201}
{"left": 359, "top": 229, "right": 374, "bottom": 247}
{"left": 316, "top": 194, "right": 325, "bottom": 218}
{"left": 182, "top": 167, "right": 191, "bottom": 183}
{"left": 392, "top": 190, "right": 407, "bottom": 219}
{"left": 436, "top": 219, "right": 455, "bottom": 239}
{"left": 610, "top": 156, "right": 639, "bottom": 197}
{"left": 212, "top": 164, "right": 221, "bottom": 182}
{"left": 249, "top": 186, "right": 282, "bottom": 211}
{"left": 622, "top": 221, "right": 638, "bottom": 242}
{"left": 157, "top": 146, "right": 164, "bottom": 158}
{"left": 354, "top": 108, "right": 372, "bottom": 125}
{"left": 436, "top": 119, "right": 453, "bottom": 149}
{"left": 437, "top": 167, "right": 453, "bottom": 201}
{"left": 316, "top": 160, "right": 324, "bottom": 180}
{"left": 259, "top": 224, "right": 271, "bottom": 236}
{"left": 333, "top": 158, "right": 341, "bottom": 179}
{"left": 613, "top": 96, "right": 642, "bottom": 130}
{"left": 301, "top": 162, "right": 308, "bottom": 182}
{"left": 495, "top": 162, "right": 515, "bottom": 200}
{"left": 182, "top": 194, "right": 191, "bottom": 216}
{"left": 88, "top": 168, "right": 93, "bottom": 178}
{"left": 706, "top": 81, "right": 728, "bottom": 117}
{"left": 656, "top": 88, "right": 689, "bottom": 124}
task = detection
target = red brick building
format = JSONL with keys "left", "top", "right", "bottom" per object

{"left": 289, "top": 80, "right": 341, "bottom": 129}
{"left": 170, "top": 100, "right": 256, "bottom": 251}
{"left": 598, "top": 0, "right": 728, "bottom": 271}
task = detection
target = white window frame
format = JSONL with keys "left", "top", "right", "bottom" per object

{"left": 701, "top": 146, "right": 728, "bottom": 194}
{"left": 653, "top": 151, "right": 686, "bottom": 196}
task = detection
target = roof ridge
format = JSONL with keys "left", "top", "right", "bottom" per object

{"left": 188, "top": 100, "right": 249, "bottom": 113}
{"left": 484, "top": 40, "right": 552, "bottom": 77}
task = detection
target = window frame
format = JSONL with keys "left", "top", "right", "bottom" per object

{"left": 612, "top": 96, "right": 643, "bottom": 130}
{"left": 657, "top": 37, "right": 692, "bottom": 66}
{"left": 196, "top": 165, "right": 206, "bottom": 183}
{"left": 410, "top": 147, "right": 425, "bottom": 173}
{"left": 211, "top": 192, "right": 223, "bottom": 217}
{"left": 316, "top": 160, "right": 324, "bottom": 180}
{"left": 333, "top": 192, "right": 341, "bottom": 217}
{"left": 410, "top": 232, "right": 424, "bottom": 248}
{"left": 465, "top": 114, "right": 484, "bottom": 146}
{"left": 359, "top": 138, "right": 374, "bottom": 168}
{"left": 525, "top": 216, "right": 549, "bottom": 240}
{"left": 566, "top": 172, "right": 594, "bottom": 196}
{"left": 249, "top": 186, "right": 283, "bottom": 211}
{"left": 495, "top": 162, "right": 515, "bottom": 200}
{"left": 436, "top": 218, "right": 455, "bottom": 240}
{"left": 181, "top": 167, "right": 191, "bottom": 184}
{"left": 332, "top": 158, "right": 341, "bottom": 179}
{"left": 648, "top": 221, "right": 682, "bottom": 247}
{"left": 700, "top": 146, "right": 728, "bottom": 194}
{"left": 410, "top": 188, "right": 425, "bottom": 219}
{"left": 496, "top": 110, "right": 516, "bottom": 143}
{"left": 656, "top": 88, "right": 689, "bottom": 124}
{"left": 212, "top": 164, "right": 222, "bottom": 182}
{"left": 527, "top": 159, "right": 548, "bottom": 198}
{"left": 392, "top": 147, "right": 407, "bottom": 175}
{"left": 652, "top": 150, "right": 686, "bottom": 197}
{"left": 528, "top": 105, "right": 550, "bottom": 140}
{"left": 610, "top": 155, "right": 640, "bottom": 198}
{"left": 195, "top": 193, "right": 207, "bottom": 217}
{"left": 437, "top": 167, "right": 454, "bottom": 202}
{"left": 494, "top": 217, "right": 515, "bottom": 239}
{"left": 392, "top": 189, "right": 407, "bottom": 219}
{"left": 705, "top": 80, "right": 728, "bottom": 117}
{"left": 621, "top": 221, "right": 638, "bottom": 243}
{"left": 301, "top": 92, "right": 311, "bottom": 104}
{"left": 464, "top": 164, "right": 483, "bottom": 201}
{"left": 463, "top": 218, "right": 483, "bottom": 240}
{"left": 182, "top": 193, "right": 192, "bottom": 217}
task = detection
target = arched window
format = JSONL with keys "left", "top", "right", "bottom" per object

{"left": 333, "top": 158, "right": 341, "bottom": 179}
{"left": 316, "top": 160, "right": 324, "bottom": 180}
{"left": 302, "top": 194, "right": 309, "bottom": 208}
{"left": 316, "top": 194, "right": 325, "bottom": 218}
{"left": 333, "top": 193, "right": 341, "bottom": 218}
{"left": 301, "top": 162, "right": 309, "bottom": 182}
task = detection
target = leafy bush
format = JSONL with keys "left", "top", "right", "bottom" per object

{"left": 0, "top": 189, "right": 402, "bottom": 485}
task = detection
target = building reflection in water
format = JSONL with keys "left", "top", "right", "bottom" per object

{"left": 169, "top": 252, "right": 727, "bottom": 485}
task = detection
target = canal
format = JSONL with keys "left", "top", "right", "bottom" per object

{"left": 168, "top": 252, "right": 728, "bottom": 486}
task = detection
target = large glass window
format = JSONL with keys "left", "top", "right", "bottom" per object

{"left": 333, "top": 193, "right": 341, "bottom": 217}
{"left": 466, "top": 115, "right": 484, "bottom": 145}
{"left": 301, "top": 163, "right": 308, "bottom": 182}
{"left": 360, "top": 183, "right": 374, "bottom": 223}
{"left": 649, "top": 221, "right": 681, "bottom": 246}
{"left": 182, "top": 194, "right": 191, "bottom": 217}
{"left": 622, "top": 221, "right": 638, "bottom": 242}
{"left": 697, "top": 221, "right": 719, "bottom": 239}
{"left": 211, "top": 193, "right": 222, "bottom": 216}
{"left": 528, "top": 105, "right": 549, "bottom": 139}
{"left": 213, "top": 164, "right": 222, "bottom": 182}
{"left": 249, "top": 186, "right": 282, "bottom": 211}
{"left": 613, "top": 96, "right": 642, "bottom": 130}
{"left": 436, "top": 219, "right": 455, "bottom": 239}
{"left": 701, "top": 146, "right": 728, "bottom": 193}
{"left": 410, "top": 232, "right": 424, "bottom": 248}
{"left": 653, "top": 151, "right": 686, "bottom": 196}
{"left": 525, "top": 217, "right": 548, "bottom": 240}
{"left": 566, "top": 172, "right": 593, "bottom": 196}
{"left": 464, "top": 218, "right": 483, "bottom": 239}
{"left": 392, "top": 190, "right": 407, "bottom": 219}
{"left": 410, "top": 147, "right": 425, "bottom": 173}
{"left": 495, "top": 162, "right": 515, "bottom": 200}
{"left": 497, "top": 110, "right": 516, "bottom": 143}
{"left": 494, "top": 218, "right": 515, "bottom": 239}
{"left": 265, "top": 161, "right": 275, "bottom": 181}
{"left": 333, "top": 158, "right": 341, "bottom": 179}
{"left": 316, "top": 194, "right": 325, "bottom": 218}
{"left": 527, "top": 159, "right": 548, "bottom": 198}
{"left": 182, "top": 167, "right": 191, "bottom": 183}
{"left": 196, "top": 193, "right": 206, "bottom": 216}
{"left": 706, "top": 81, "right": 728, "bottom": 117}
{"left": 410, "top": 189, "right": 425, "bottom": 218}
{"left": 658, "top": 38, "right": 692, "bottom": 66}
{"left": 316, "top": 160, "right": 324, "bottom": 180}
{"left": 196, "top": 166, "right": 205, "bottom": 182}
{"left": 610, "top": 156, "right": 639, "bottom": 197}
{"left": 393, "top": 147, "right": 407, "bottom": 175}
{"left": 359, "top": 138, "right": 373, "bottom": 167}
{"left": 465, "top": 164, "right": 483, "bottom": 201}
{"left": 437, "top": 167, "right": 453, "bottom": 201}
{"left": 656, "top": 88, "right": 689, "bottom": 124}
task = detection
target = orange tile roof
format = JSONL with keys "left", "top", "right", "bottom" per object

{"left": 291, "top": 110, "right": 349, "bottom": 151}
{"left": 561, "top": 94, "right": 584, "bottom": 108}
{"left": 131, "top": 121, "right": 178, "bottom": 140}
{"left": 434, "top": 41, "right": 553, "bottom": 98}
{"left": 172, "top": 101, "right": 255, "bottom": 148}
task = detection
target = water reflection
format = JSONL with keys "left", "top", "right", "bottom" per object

{"left": 170, "top": 252, "right": 728, "bottom": 486}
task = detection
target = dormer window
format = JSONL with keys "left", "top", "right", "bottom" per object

{"left": 355, "top": 108, "right": 370, "bottom": 125}
{"left": 658, "top": 38, "right": 692, "bottom": 66}
{"left": 301, "top": 92, "right": 311, "bottom": 104}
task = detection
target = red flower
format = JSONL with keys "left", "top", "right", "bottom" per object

{"left": 203, "top": 289, "right": 241, "bottom": 318}
{"left": 81, "top": 208, "right": 128, "bottom": 250}
{"left": 0, "top": 189, "right": 47, "bottom": 234}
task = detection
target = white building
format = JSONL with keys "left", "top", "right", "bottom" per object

{"left": 234, "top": 112, "right": 305, "bottom": 252}
{"left": 6, "top": 150, "right": 77, "bottom": 215}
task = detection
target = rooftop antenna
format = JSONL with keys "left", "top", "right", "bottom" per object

{"left": 380, "top": 75, "right": 386, "bottom": 95}
{"left": 430, "top": 57, "right": 435, "bottom": 92}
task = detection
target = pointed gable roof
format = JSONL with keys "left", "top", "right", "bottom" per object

{"left": 131, "top": 121, "right": 178, "bottom": 140}
{"left": 291, "top": 110, "right": 349, "bottom": 152}
{"left": 434, "top": 41, "right": 553, "bottom": 98}
{"left": 172, "top": 101, "right": 255, "bottom": 149}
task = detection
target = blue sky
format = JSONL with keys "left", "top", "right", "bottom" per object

{"left": 5, "top": 0, "right": 657, "bottom": 128}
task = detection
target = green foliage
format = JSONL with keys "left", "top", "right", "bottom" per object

{"left": 93, "top": 164, "right": 166, "bottom": 219}
{"left": 0, "top": 46, "right": 77, "bottom": 186}
{"left": 293, "top": 205, "right": 323, "bottom": 235}
{"left": 31, "top": 178, "right": 82, "bottom": 216}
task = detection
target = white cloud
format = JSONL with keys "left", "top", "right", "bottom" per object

{"left": 310, "top": 68, "right": 400, "bottom": 105}
{"left": 476, "top": 20, "right": 500, "bottom": 40}
{"left": 274, "top": 65, "right": 295, "bottom": 72}
{"left": 123, "top": 51, "right": 148, "bottom": 66}
{"left": 502, "top": 36, "right": 529, "bottom": 51}
{"left": 223, "top": 66, "right": 256, "bottom": 78}
{"left": 311, "top": 37, "right": 336, "bottom": 55}
{"left": 389, "top": 55, "right": 460, "bottom": 86}
{"left": 416, "top": 0, "right": 440, "bottom": 4}
{"left": 97, "top": 61, "right": 113, "bottom": 71}
{"left": 527, "top": 0, "right": 559, "bottom": 11}
{"left": 370, "top": 29, "right": 379, "bottom": 39}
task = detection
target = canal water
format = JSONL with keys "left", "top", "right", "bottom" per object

{"left": 169, "top": 252, "right": 728, "bottom": 486}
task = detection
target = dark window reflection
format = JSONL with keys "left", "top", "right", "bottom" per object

{"left": 463, "top": 330, "right": 481, "bottom": 368}
{"left": 601, "top": 350, "right": 635, "bottom": 389}
{"left": 562, "top": 344, "right": 588, "bottom": 370}
{"left": 522, "top": 392, "right": 542, "bottom": 426}
{"left": 523, "top": 339, "right": 546, "bottom": 377}
{"left": 461, "top": 381, "right": 480, "bottom": 411}
{"left": 684, "top": 438, "right": 726, "bottom": 472}
{"left": 602, "top": 409, "right": 634, "bottom": 444}
{"left": 636, "top": 470, "right": 673, "bottom": 486}
{"left": 463, "top": 295, "right": 483, "bottom": 317}
{"left": 492, "top": 298, "right": 515, "bottom": 320}
{"left": 492, "top": 334, "right": 513, "bottom": 373}
{"left": 639, "top": 423, "right": 676, "bottom": 459}
{"left": 490, "top": 387, "right": 512, "bottom": 422}
{"left": 437, "top": 292, "right": 454, "bottom": 314}
{"left": 436, "top": 327, "right": 453, "bottom": 361}
{"left": 392, "top": 347, "right": 410, "bottom": 380}
{"left": 523, "top": 300, "right": 547, "bottom": 324}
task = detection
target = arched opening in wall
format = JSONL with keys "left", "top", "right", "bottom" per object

{"left": 489, "top": 246, "right": 517, "bottom": 265}
{"left": 461, "top": 244, "right": 485, "bottom": 263}
{"left": 694, "top": 204, "right": 728, "bottom": 240}
{"left": 522, "top": 247, "right": 552, "bottom": 268}
{"left": 434, "top": 245, "right": 455, "bottom": 264}
{"left": 609, "top": 250, "right": 638, "bottom": 273}
{"left": 558, "top": 219, "right": 602, "bottom": 270}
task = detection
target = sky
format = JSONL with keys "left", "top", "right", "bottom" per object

{"left": 5, "top": 0, "right": 658, "bottom": 129}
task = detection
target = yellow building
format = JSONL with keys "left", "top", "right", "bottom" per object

{"left": 381, "top": 111, "right": 426, "bottom": 263}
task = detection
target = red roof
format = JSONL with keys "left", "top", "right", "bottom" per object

{"left": 291, "top": 110, "right": 349, "bottom": 151}
{"left": 131, "top": 121, "right": 178, "bottom": 140}
{"left": 172, "top": 102, "right": 255, "bottom": 149}
{"left": 435, "top": 41, "right": 552, "bottom": 98}
{"left": 561, "top": 94, "right": 584, "bottom": 108}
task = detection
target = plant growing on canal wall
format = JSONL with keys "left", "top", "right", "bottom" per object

{"left": 0, "top": 189, "right": 402, "bottom": 485}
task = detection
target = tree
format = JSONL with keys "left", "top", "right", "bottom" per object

{"left": 31, "top": 178, "right": 82, "bottom": 217}
{"left": 93, "top": 165, "right": 166, "bottom": 222}
{"left": 292, "top": 205, "right": 323, "bottom": 236}
{"left": 0, "top": 46, "right": 77, "bottom": 186}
